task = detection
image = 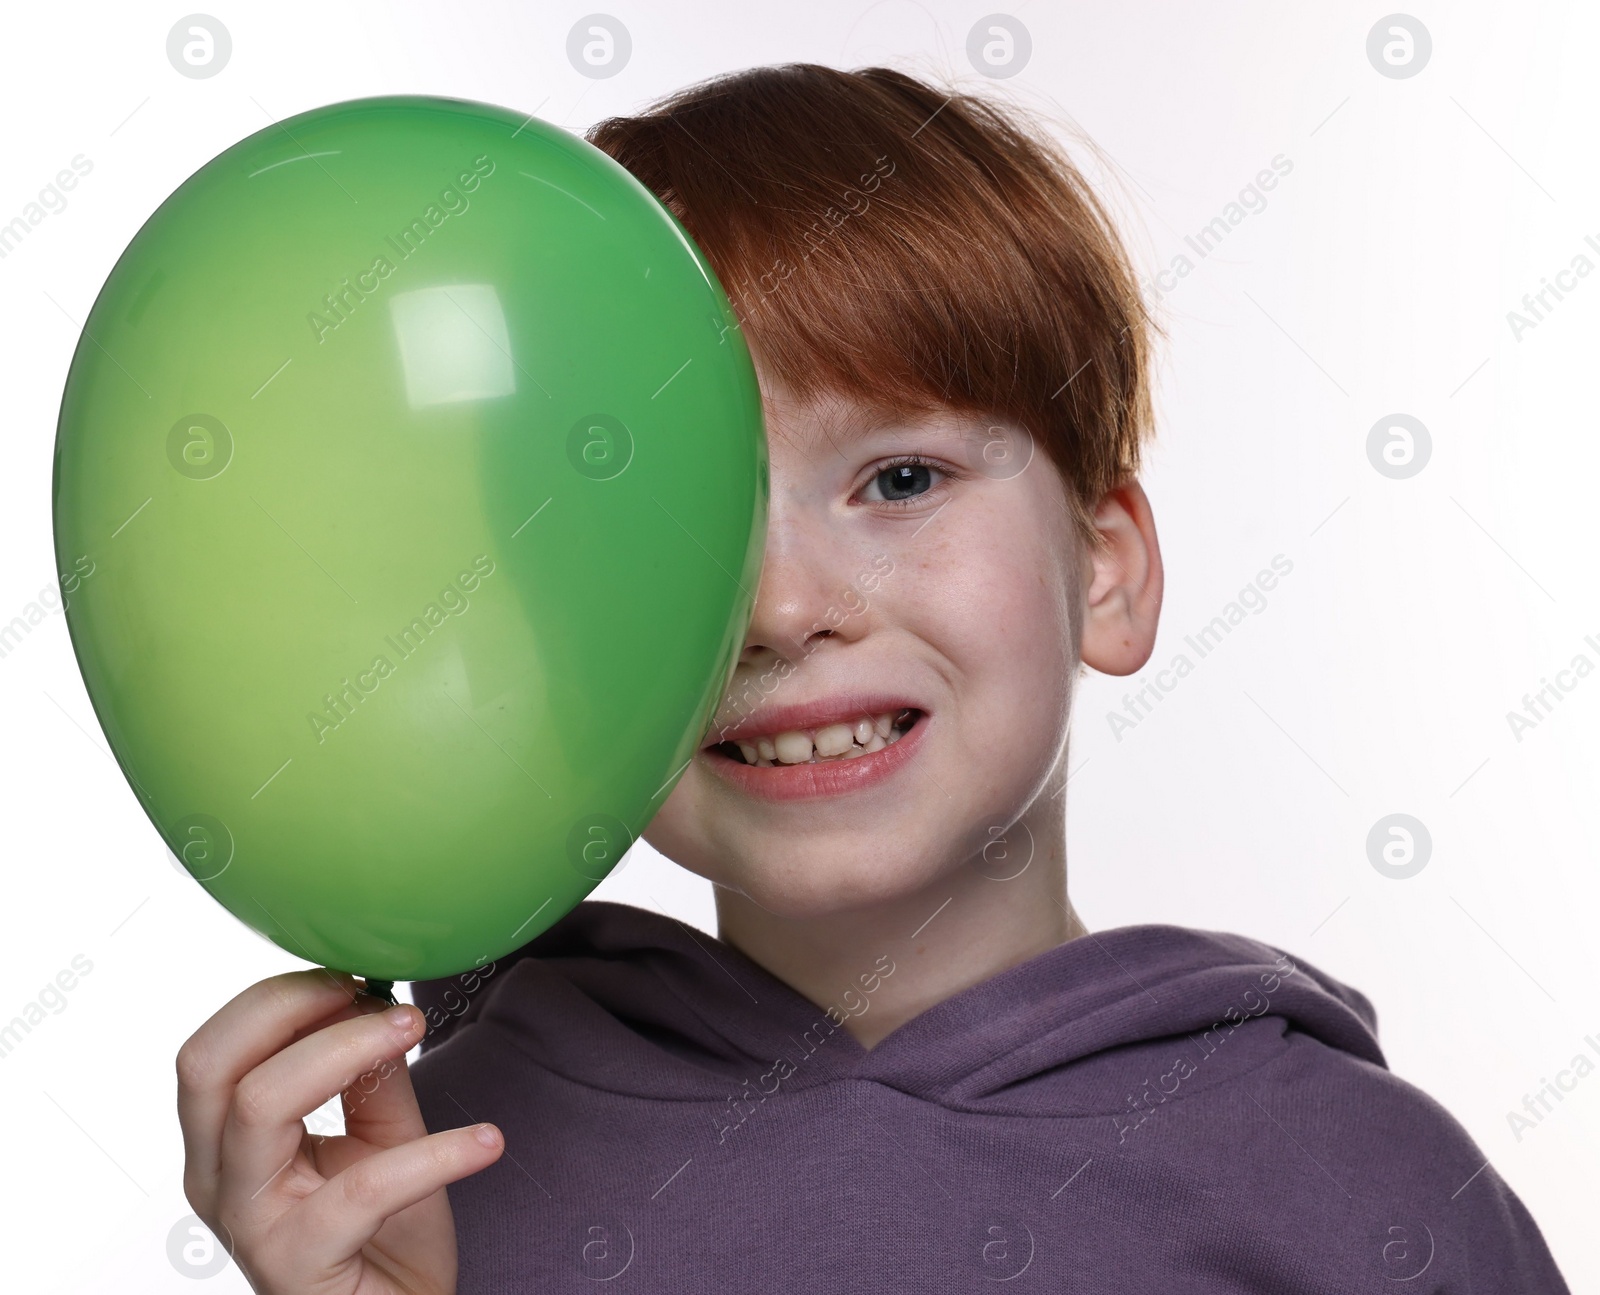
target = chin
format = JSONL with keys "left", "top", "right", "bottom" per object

{"left": 708, "top": 839, "right": 951, "bottom": 920}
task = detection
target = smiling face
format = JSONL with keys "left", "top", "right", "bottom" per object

{"left": 642, "top": 356, "right": 1158, "bottom": 923}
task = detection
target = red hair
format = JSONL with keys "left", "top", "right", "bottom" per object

{"left": 587, "top": 63, "right": 1160, "bottom": 548}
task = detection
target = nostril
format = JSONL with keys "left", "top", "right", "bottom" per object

{"left": 795, "top": 629, "right": 834, "bottom": 653}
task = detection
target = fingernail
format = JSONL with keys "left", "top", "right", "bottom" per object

{"left": 474, "top": 1123, "right": 501, "bottom": 1148}
{"left": 386, "top": 1003, "right": 419, "bottom": 1032}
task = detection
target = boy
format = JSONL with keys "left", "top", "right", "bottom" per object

{"left": 176, "top": 64, "right": 1571, "bottom": 1292}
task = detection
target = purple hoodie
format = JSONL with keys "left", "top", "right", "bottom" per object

{"left": 409, "top": 899, "right": 1569, "bottom": 1292}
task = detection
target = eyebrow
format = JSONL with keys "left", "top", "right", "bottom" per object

{"left": 823, "top": 402, "right": 972, "bottom": 441}
{"left": 803, "top": 414, "right": 964, "bottom": 465}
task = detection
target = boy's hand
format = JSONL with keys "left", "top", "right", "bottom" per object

{"left": 176, "top": 969, "right": 503, "bottom": 1295}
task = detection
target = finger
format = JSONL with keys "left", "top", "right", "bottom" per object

{"left": 286, "top": 986, "right": 394, "bottom": 1050}
{"left": 289, "top": 1124, "right": 503, "bottom": 1276}
{"left": 177, "top": 969, "right": 364, "bottom": 1212}
{"left": 216, "top": 1003, "right": 426, "bottom": 1205}
{"left": 340, "top": 1032, "right": 430, "bottom": 1150}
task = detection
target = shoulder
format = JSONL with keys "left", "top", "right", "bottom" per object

{"left": 1244, "top": 1029, "right": 1570, "bottom": 1291}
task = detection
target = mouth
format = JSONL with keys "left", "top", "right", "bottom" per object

{"left": 707, "top": 707, "right": 924, "bottom": 767}
{"left": 696, "top": 695, "right": 931, "bottom": 801}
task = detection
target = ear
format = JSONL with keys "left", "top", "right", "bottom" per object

{"left": 1079, "top": 480, "right": 1163, "bottom": 676}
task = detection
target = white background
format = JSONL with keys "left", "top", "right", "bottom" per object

{"left": 1, "top": 2, "right": 1595, "bottom": 1289}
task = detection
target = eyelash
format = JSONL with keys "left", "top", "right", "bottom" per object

{"left": 857, "top": 454, "right": 957, "bottom": 510}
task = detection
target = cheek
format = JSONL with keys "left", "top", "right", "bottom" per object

{"left": 642, "top": 782, "right": 702, "bottom": 874}
{"left": 643, "top": 764, "right": 756, "bottom": 890}
{"left": 898, "top": 493, "right": 1078, "bottom": 763}
{"left": 906, "top": 496, "right": 1075, "bottom": 673}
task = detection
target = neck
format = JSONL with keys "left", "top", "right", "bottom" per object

{"left": 712, "top": 794, "right": 1087, "bottom": 1050}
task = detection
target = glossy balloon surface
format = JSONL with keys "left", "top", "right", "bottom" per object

{"left": 53, "top": 96, "right": 766, "bottom": 979}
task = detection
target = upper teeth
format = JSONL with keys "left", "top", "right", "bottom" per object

{"left": 735, "top": 711, "right": 910, "bottom": 766}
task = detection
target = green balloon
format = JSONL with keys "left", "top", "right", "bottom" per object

{"left": 52, "top": 96, "right": 766, "bottom": 980}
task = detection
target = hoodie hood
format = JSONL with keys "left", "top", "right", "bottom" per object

{"left": 410, "top": 899, "right": 1571, "bottom": 1294}
{"left": 415, "top": 898, "right": 1385, "bottom": 1109}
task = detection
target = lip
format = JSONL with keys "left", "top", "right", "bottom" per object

{"left": 700, "top": 709, "right": 930, "bottom": 802}
{"left": 702, "top": 694, "right": 925, "bottom": 748}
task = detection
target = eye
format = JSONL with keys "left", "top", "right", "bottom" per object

{"left": 857, "top": 455, "right": 952, "bottom": 509}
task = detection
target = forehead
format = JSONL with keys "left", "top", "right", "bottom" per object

{"left": 761, "top": 379, "right": 975, "bottom": 452}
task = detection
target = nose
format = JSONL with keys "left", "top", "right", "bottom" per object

{"left": 737, "top": 489, "right": 863, "bottom": 668}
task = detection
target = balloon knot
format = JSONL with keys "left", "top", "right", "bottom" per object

{"left": 362, "top": 978, "right": 397, "bottom": 1005}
